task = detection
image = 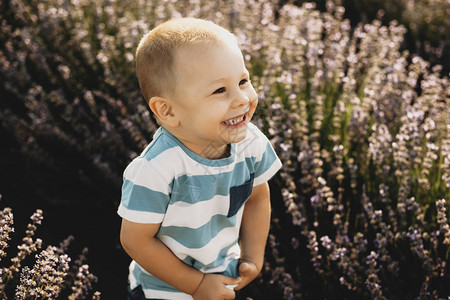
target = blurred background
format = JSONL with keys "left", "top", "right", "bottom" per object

{"left": 1, "top": 0, "right": 449, "bottom": 299}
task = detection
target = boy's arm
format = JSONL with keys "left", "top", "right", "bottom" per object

{"left": 120, "top": 220, "right": 240, "bottom": 298}
{"left": 120, "top": 220, "right": 203, "bottom": 294}
{"left": 235, "top": 181, "right": 271, "bottom": 290}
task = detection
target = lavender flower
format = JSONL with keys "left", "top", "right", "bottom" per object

{"left": 436, "top": 199, "right": 450, "bottom": 245}
{"left": 68, "top": 265, "right": 98, "bottom": 300}
{"left": 7, "top": 209, "right": 44, "bottom": 277}
{"left": 0, "top": 207, "right": 14, "bottom": 261}
{"left": 15, "top": 246, "right": 71, "bottom": 299}
{"left": 0, "top": 202, "right": 99, "bottom": 298}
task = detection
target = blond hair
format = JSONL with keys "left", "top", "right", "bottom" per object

{"left": 135, "top": 18, "right": 236, "bottom": 102}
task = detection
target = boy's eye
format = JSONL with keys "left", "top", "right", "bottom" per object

{"left": 213, "top": 87, "right": 226, "bottom": 94}
{"left": 239, "top": 79, "right": 248, "bottom": 85}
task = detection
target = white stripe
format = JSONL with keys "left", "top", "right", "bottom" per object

{"left": 162, "top": 195, "right": 230, "bottom": 228}
{"left": 239, "top": 122, "right": 266, "bottom": 161}
{"left": 254, "top": 143, "right": 265, "bottom": 162}
{"left": 253, "top": 157, "right": 282, "bottom": 186}
{"left": 128, "top": 261, "right": 138, "bottom": 289}
{"left": 124, "top": 157, "right": 171, "bottom": 194}
{"left": 118, "top": 203, "right": 164, "bottom": 223}
{"left": 143, "top": 288, "right": 193, "bottom": 300}
{"left": 159, "top": 209, "right": 244, "bottom": 265}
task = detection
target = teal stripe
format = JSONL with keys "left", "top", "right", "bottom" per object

{"left": 140, "top": 128, "right": 178, "bottom": 161}
{"left": 182, "top": 241, "right": 239, "bottom": 277}
{"left": 157, "top": 214, "right": 238, "bottom": 248}
{"left": 122, "top": 179, "right": 169, "bottom": 213}
{"left": 170, "top": 158, "right": 256, "bottom": 204}
{"left": 254, "top": 142, "right": 277, "bottom": 178}
{"left": 222, "top": 258, "right": 239, "bottom": 278}
{"left": 132, "top": 263, "right": 178, "bottom": 293}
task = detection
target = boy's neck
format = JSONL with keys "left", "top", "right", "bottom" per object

{"left": 188, "top": 142, "right": 231, "bottom": 160}
{"left": 161, "top": 126, "right": 231, "bottom": 160}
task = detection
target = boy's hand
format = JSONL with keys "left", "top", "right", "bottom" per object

{"left": 235, "top": 260, "right": 259, "bottom": 291}
{"left": 192, "top": 273, "right": 241, "bottom": 300}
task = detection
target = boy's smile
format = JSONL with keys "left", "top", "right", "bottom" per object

{"left": 166, "top": 39, "right": 258, "bottom": 159}
{"left": 222, "top": 105, "right": 249, "bottom": 127}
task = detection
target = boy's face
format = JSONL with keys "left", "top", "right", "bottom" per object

{"left": 169, "top": 40, "right": 258, "bottom": 159}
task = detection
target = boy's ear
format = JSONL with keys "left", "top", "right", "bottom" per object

{"left": 148, "top": 96, "right": 180, "bottom": 127}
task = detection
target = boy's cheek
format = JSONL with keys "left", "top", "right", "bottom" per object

{"left": 250, "top": 98, "right": 258, "bottom": 115}
{"left": 250, "top": 87, "right": 258, "bottom": 101}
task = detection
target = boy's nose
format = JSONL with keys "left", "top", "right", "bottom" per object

{"left": 231, "top": 90, "right": 250, "bottom": 108}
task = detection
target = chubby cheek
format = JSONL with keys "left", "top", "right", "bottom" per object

{"left": 249, "top": 85, "right": 258, "bottom": 105}
{"left": 248, "top": 94, "right": 258, "bottom": 119}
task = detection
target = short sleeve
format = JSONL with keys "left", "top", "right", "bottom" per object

{"left": 117, "top": 157, "right": 171, "bottom": 224}
{"left": 249, "top": 124, "right": 282, "bottom": 186}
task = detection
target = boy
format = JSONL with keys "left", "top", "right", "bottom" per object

{"left": 118, "top": 18, "right": 282, "bottom": 300}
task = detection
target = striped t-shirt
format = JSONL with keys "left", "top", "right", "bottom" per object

{"left": 118, "top": 122, "right": 282, "bottom": 299}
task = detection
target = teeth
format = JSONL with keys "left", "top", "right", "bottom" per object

{"left": 223, "top": 115, "right": 245, "bottom": 126}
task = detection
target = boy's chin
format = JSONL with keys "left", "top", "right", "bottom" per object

{"left": 231, "top": 134, "right": 246, "bottom": 144}
{"left": 219, "top": 127, "right": 247, "bottom": 144}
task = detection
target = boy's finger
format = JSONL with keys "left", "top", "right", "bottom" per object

{"left": 222, "top": 275, "right": 241, "bottom": 285}
{"left": 224, "top": 289, "right": 236, "bottom": 300}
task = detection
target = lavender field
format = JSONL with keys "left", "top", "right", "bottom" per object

{"left": 1, "top": 0, "right": 449, "bottom": 299}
